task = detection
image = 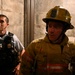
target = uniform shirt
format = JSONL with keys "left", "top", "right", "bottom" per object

{"left": 0, "top": 31, "right": 24, "bottom": 52}
{"left": 0, "top": 31, "right": 24, "bottom": 75}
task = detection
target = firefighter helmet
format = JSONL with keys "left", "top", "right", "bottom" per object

{"left": 43, "top": 6, "right": 74, "bottom": 29}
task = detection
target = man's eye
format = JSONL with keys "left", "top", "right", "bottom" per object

{"left": 0, "top": 20, "right": 4, "bottom": 23}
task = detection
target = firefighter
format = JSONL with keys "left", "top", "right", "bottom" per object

{"left": 21, "top": 6, "right": 75, "bottom": 75}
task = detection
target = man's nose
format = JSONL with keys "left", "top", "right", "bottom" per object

{"left": 50, "top": 27, "right": 55, "bottom": 32}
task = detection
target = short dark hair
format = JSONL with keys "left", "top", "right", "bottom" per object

{"left": 0, "top": 14, "right": 9, "bottom": 23}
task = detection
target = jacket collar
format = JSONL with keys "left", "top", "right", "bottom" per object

{"left": 44, "top": 34, "right": 69, "bottom": 46}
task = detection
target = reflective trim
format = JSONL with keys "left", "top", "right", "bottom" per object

{"left": 24, "top": 51, "right": 33, "bottom": 62}
{"left": 38, "top": 63, "right": 68, "bottom": 72}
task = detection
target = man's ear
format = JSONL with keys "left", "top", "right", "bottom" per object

{"left": 46, "top": 24, "right": 48, "bottom": 32}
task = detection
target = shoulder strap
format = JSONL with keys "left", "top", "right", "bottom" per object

{"left": 8, "top": 32, "right": 14, "bottom": 37}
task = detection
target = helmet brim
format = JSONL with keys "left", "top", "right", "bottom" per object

{"left": 42, "top": 18, "right": 74, "bottom": 29}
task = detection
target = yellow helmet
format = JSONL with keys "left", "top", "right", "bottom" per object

{"left": 43, "top": 6, "right": 74, "bottom": 29}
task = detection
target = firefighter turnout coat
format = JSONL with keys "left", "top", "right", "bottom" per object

{"left": 21, "top": 34, "right": 75, "bottom": 75}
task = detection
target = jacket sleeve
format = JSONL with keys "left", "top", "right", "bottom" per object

{"left": 20, "top": 42, "right": 36, "bottom": 75}
{"left": 69, "top": 43, "right": 75, "bottom": 75}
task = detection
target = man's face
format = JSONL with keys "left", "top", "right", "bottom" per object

{"left": 0, "top": 17, "right": 9, "bottom": 31}
{"left": 47, "top": 21, "right": 63, "bottom": 42}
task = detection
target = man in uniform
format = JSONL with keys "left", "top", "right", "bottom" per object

{"left": 21, "top": 6, "right": 75, "bottom": 75}
{"left": 0, "top": 14, "right": 25, "bottom": 75}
